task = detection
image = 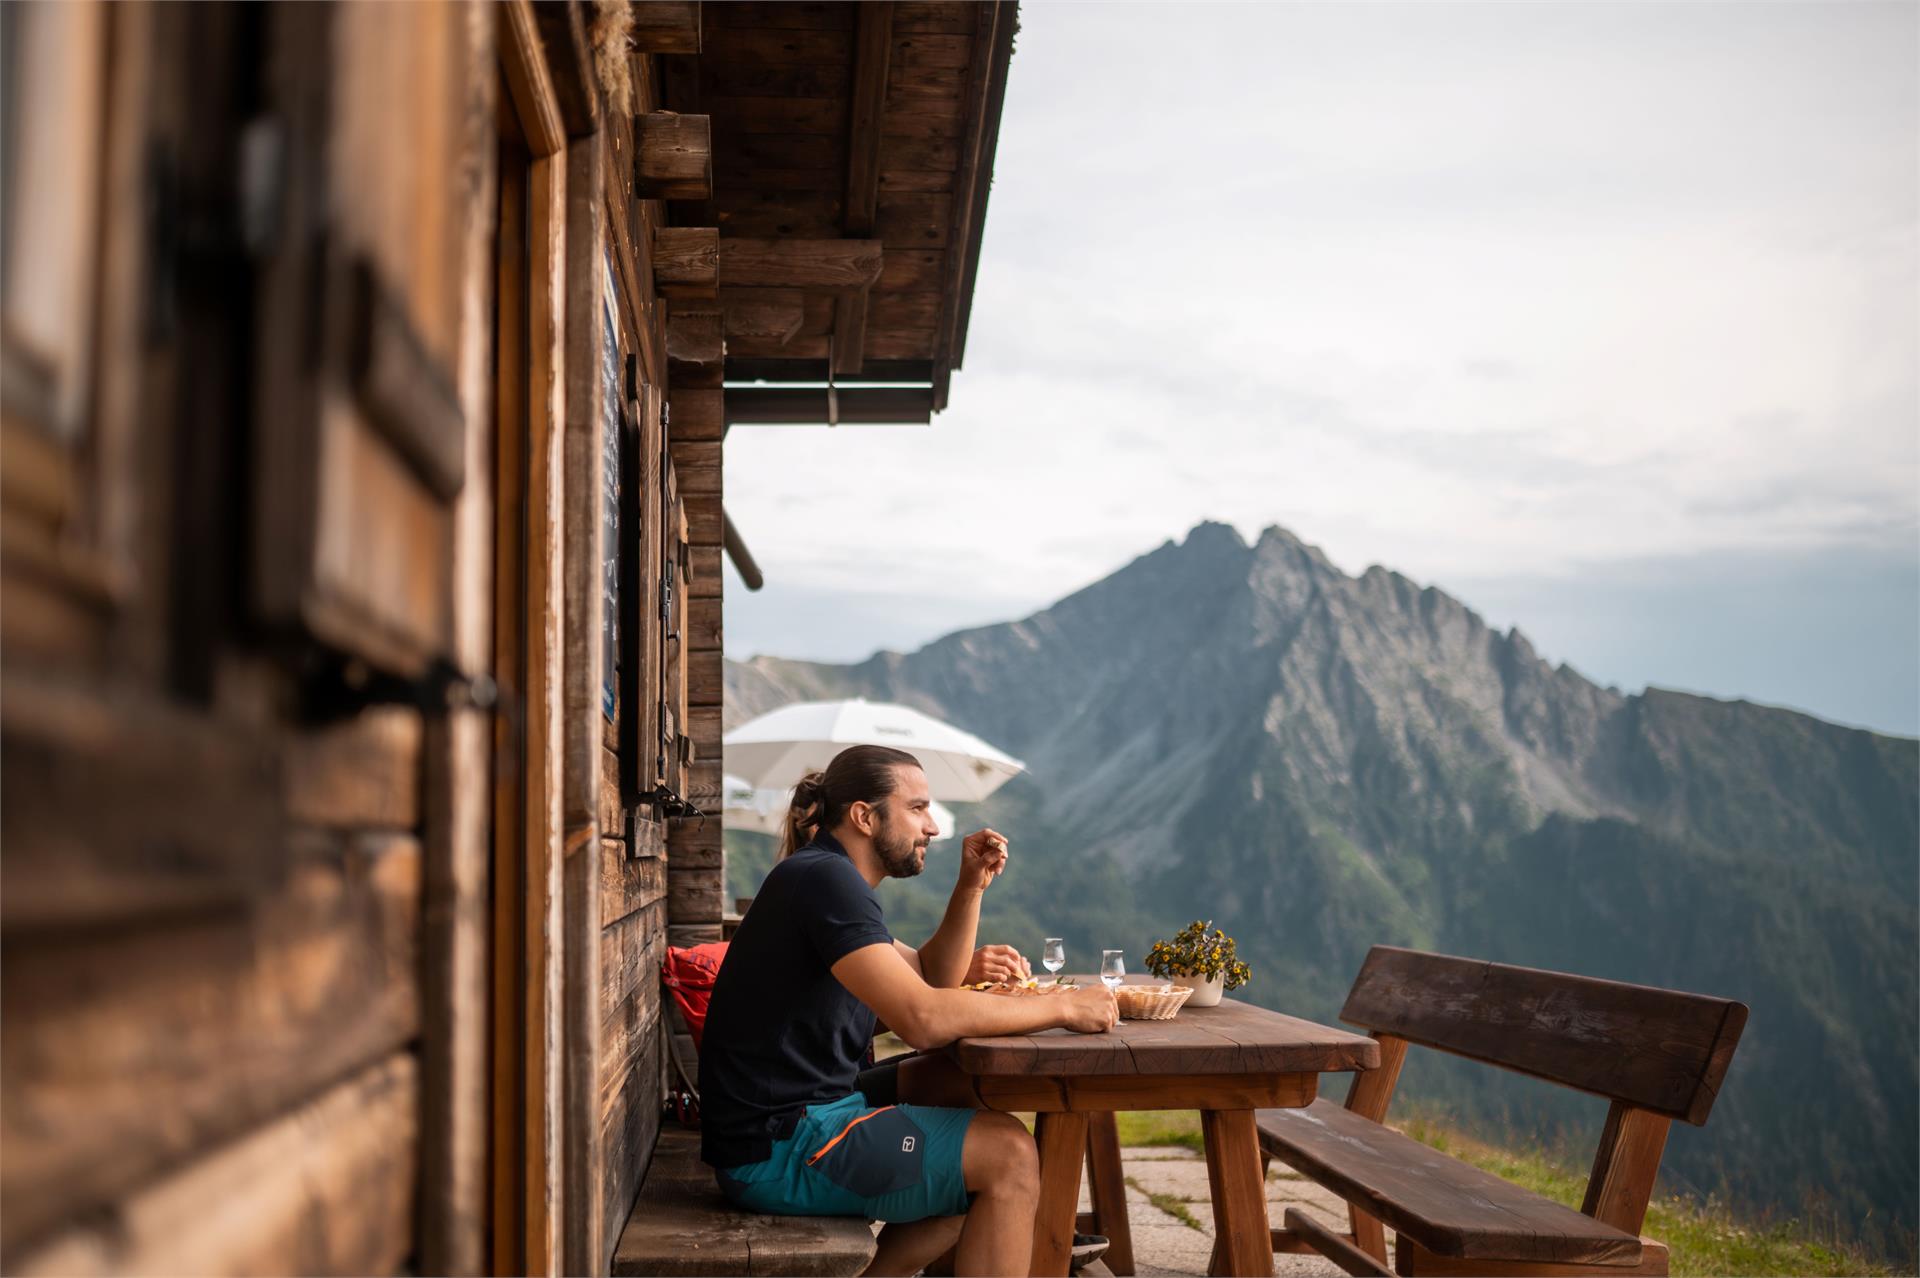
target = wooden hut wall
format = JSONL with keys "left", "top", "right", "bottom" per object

{"left": 1, "top": 2, "right": 496, "bottom": 1272}
{"left": 0, "top": 2, "right": 692, "bottom": 1273}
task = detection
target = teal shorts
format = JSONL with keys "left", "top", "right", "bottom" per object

{"left": 714, "top": 1091, "right": 975, "bottom": 1222}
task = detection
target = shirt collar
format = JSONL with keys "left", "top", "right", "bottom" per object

{"left": 809, "top": 830, "right": 849, "bottom": 859}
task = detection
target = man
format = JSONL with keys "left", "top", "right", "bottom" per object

{"left": 700, "top": 744, "right": 1119, "bottom": 1277}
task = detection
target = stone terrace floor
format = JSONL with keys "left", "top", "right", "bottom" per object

{"left": 1086, "top": 1145, "right": 1395, "bottom": 1276}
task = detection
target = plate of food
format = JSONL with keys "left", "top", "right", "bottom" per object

{"left": 967, "top": 976, "right": 1078, "bottom": 996}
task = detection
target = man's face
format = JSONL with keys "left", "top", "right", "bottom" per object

{"left": 872, "top": 765, "right": 939, "bottom": 879}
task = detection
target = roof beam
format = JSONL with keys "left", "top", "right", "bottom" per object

{"left": 631, "top": 2, "right": 701, "bottom": 54}
{"left": 835, "top": 3, "right": 895, "bottom": 376}
{"left": 725, "top": 386, "right": 932, "bottom": 426}
{"left": 653, "top": 227, "right": 719, "bottom": 300}
{"left": 635, "top": 112, "right": 712, "bottom": 200}
{"left": 718, "top": 238, "right": 882, "bottom": 290}
{"left": 720, "top": 289, "right": 806, "bottom": 346}
{"left": 844, "top": 3, "right": 894, "bottom": 237}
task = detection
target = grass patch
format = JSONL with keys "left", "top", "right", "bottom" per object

{"left": 1126, "top": 1175, "right": 1205, "bottom": 1232}
{"left": 1113, "top": 1109, "right": 1205, "bottom": 1151}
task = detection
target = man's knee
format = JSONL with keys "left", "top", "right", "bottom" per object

{"left": 964, "top": 1112, "right": 1038, "bottom": 1196}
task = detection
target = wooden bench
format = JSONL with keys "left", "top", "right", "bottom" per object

{"left": 1257, "top": 946, "right": 1747, "bottom": 1277}
{"left": 612, "top": 996, "right": 877, "bottom": 1276}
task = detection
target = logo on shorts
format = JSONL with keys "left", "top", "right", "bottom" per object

{"left": 901, "top": 1136, "right": 916, "bottom": 1153}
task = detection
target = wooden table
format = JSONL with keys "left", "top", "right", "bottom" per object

{"left": 946, "top": 983, "right": 1378, "bottom": 1277}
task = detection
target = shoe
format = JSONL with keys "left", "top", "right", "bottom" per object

{"left": 1068, "top": 1233, "right": 1110, "bottom": 1273}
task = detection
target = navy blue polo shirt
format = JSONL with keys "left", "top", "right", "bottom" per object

{"left": 699, "top": 832, "right": 895, "bottom": 1168}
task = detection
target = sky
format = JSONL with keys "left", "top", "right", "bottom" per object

{"left": 723, "top": 2, "right": 1920, "bottom": 737}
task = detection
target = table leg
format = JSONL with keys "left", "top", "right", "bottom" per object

{"left": 1083, "top": 1112, "right": 1135, "bottom": 1275}
{"left": 1030, "top": 1111, "right": 1089, "bottom": 1277}
{"left": 1201, "top": 1108, "right": 1273, "bottom": 1277}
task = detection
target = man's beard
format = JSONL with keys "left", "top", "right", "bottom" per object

{"left": 876, "top": 824, "right": 928, "bottom": 878}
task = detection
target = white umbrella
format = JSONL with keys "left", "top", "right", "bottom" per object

{"left": 723, "top": 698, "right": 1025, "bottom": 803}
{"left": 722, "top": 772, "right": 957, "bottom": 841}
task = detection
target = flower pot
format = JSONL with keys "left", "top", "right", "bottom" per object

{"left": 1170, "top": 973, "right": 1225, "bottom": 1007}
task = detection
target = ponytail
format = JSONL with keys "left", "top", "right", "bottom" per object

{"left": 777, "top": 771, "right": 827, "bottom": 861}
{"left": 774, "top": 744, "right": 922, "bottom": 860}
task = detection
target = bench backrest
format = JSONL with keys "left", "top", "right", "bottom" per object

{"left": 1340, "top": 946, "right": 1747, "bottom": 1126}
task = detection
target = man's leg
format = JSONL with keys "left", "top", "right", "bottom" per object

{"left": 862, "top": 1217, "right": 965, "bottom": 1278}
{"left": 955, "top": 1110, "right": 1040, "bottom": 1276}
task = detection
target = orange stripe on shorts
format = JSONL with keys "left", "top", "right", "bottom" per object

{"left": 806, "top": 1106, "right": 896, "bottom": 1166}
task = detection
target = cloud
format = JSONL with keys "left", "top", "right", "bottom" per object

{"left": 721, "top": 2, "right": 1918, "bottom": 731}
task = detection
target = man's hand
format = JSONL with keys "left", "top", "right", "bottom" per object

{"left": 957, "top": 828, "right": 1009, "bottom": 892}
{"left": 963, "top": 944, "right": 1031, "bottom": 986}
{"left": 1059, "top": 986, "right": 1119, "bottom": 1034}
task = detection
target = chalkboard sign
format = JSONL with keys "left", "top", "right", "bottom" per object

{"left": 600, "top": 253, "right": 621, "bottom": 718}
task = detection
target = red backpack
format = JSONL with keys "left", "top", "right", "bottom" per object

{"left": 661, "top": 941, "right": 729, "bottom": 1053}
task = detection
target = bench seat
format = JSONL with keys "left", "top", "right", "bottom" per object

{"left": 1256, "top": 1099, "right": 1644, "bottom": 1268}
{"left": 613, "top": 1126, "right": 877, "bottom": 1277}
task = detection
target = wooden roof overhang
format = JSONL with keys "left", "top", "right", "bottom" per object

{"left": 656, "top": 1, "right": 1015, "bottom": 426}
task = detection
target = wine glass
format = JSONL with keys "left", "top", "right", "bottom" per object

{"left": 1042, "top": 938, "right": 1065, "bottom": 986}
{"left": 1101, "top": 950, "right": 1125, "bottom": 991}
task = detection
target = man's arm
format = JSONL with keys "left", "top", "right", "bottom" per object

{"left": 915, "top": 829, "right": 1008, "bottom": 987}
{"left": 833, "top": 942, "right": 1116, "bottom": 1050}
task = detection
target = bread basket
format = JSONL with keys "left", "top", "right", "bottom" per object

{"left": 1113, "top": 982, "right": 1195, "bottom": 1021}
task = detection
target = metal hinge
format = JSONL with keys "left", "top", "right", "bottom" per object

{"left": 300, "top": 653, "right": 501, "bottom": 724}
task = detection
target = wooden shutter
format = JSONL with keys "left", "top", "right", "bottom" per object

{"left": 251, "top": 2, "right": 468, "bottom": 678}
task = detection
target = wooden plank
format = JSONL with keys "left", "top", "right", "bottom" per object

{"left": 667, "top": 310, "right": 724, "bottom": 364}
{"left": 1395, "top": 1237, "right": 1671, "bottom": 1277}
{"left": 706, "top": 60, "right": 849, "bottom": 100}
{"left": 1280, "top": 1209, "right": 1389, "bottom": 1278}
{"left": 687, "top": 592, "right": 722, "bottom": 651}
{"left": 1256, "top": 1100, "right": 1644, "bottom": 1267}
{"left": 876, "top": 192, "right": 952, "bottom": 247}
{"left": 877, "top": 247, "right": 947, "bottom": 290}
{"left": 714, "top": 2, "right": 852, "bottom": 30}
{"left": 1030, "top": 1112, "right": 1088, "bottom": 1277}
{"left": 687, "top": 757, "right": 723, "bottom": 811}
{"left": 892, "top": 30, "right": 972, "bottom": 69}
{"left": 864, "top": 326, "right": 938, "bottom": 360}
{"left": 560, "top": 130, "right": 606, "bottom": 1278}
{"left": 701, "top": 95, "right": 848, "bottom": 136}
{"left": 1, "top": 833, "right": 421, "bottom": 1258}
{"left": 603, "top": 838, "right": 669, "bottom": 927}
{"left": 710, "top": 27, "right": 850, "bottom": 65}
{"left": 15, "top": 1054, "right": 419, "bottom": 1277}
{"left": 671, "top": 441, "right": 721, "bottom": 496}
{"left": 869, "top": 291, "right": 942, "bottom": 330}
{"left": 832, "top": 288, "right": 869, "bottom": 376}
{"left": 716, "top": 131, "right": 842, "bottom": 172}
{"left": 723, "top": 289, "right": 807, "bottom": 344}
{"left": 602, "top": 894, "right": 672, "bottom": 1028}
{"left": 1338, "top": 946, "right": 1748, "bottom": 1124}
{"left": 977, "top": 1073, "right": 1316, "bottom": 1114}
{"left": 1084, "top": 1113, "right": 1135, "bottom": 1276}
{"left": 602, "top": 744, "right": 628, "bottom": 836}
{"left": 668, "top": 865, "right": 724, "bottom": 925}
{"left": 0, "top": 674, "right": 283, "bottom": 931}
{"left": 1202, "top": 1110, "right": 1273, "bottom": 1277}
{"left": 688, "top": 648, "right": 724, "bottom": 705}
{"left": 954, "top": 999, "right": 1378, "bottom": 1078}
{"left": 653, "top": 227, "right": 719, "bottom": 299}
{"left": 600, "top": 1029, "right": 663, "bottom": 1274}
{"left": 668, "top": 388, "right": 724, "bottom": 443}
{"left": 719, "top": 237, "right": 883, "bottom": 289}
{"left": 285, "top": 707, "right": 422, "bottom": 830}
{"left": 877, "top": 166, "right": 953, "bottom": 194}
{"left": 631, "top": 1, "right": 700, "bottom": 54}
{"left": 689, "top": 545, "right": 722, "bottom": 597}
{"left": 532, "top": 0, "right": 597, "bottom": 136}
{"left": 893, "top": 3, "right": 974, "bottom": 35}
{"left": 636, "top": 112, "right": 712, "bottom": 200}
{"left": 668, "top": 815, "right": 724, "bottom": 869}
{"left": 668, "top": 922, "right": 723, "bottom": 949}
{"left": 845, "top": 3, "right": 895, "bottom": 237}
{"left": 930, "top": 0, "right": 1010, "bottom": 408}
